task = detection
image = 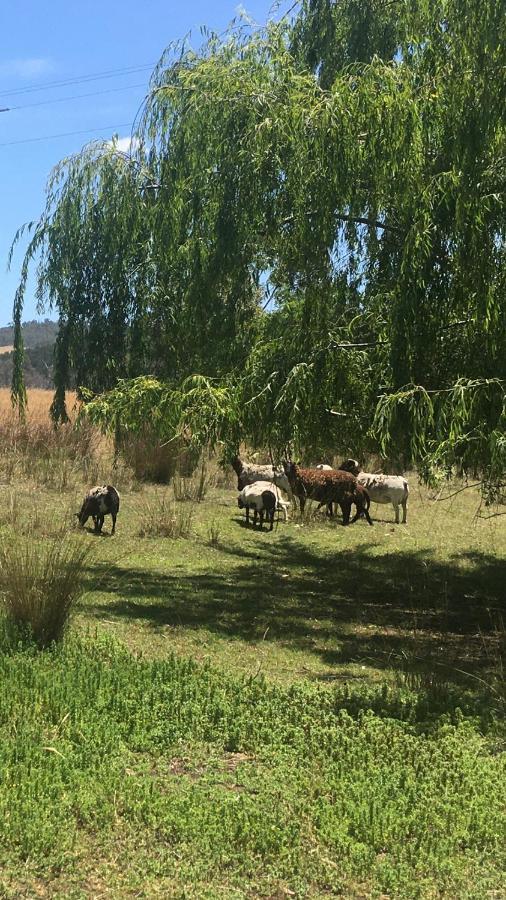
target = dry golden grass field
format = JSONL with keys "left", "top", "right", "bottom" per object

{"left": 0, "top": 387, "right": 78, "bottom": 419}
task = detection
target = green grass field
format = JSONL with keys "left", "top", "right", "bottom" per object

{"left": 0, "top": 470, "right": 504, "bottom": 898}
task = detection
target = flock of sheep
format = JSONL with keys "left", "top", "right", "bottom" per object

{"left": 233, "top": 455, "right": 409, "bottom": 530}
{"left": 75, "top": 456, "right": 409, "bottom": 536}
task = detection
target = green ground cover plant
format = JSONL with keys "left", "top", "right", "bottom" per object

{"left": 0, "top": 631, "right": 503, "bottom": 899}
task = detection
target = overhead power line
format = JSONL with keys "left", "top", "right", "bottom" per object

{"left": 0, "top": 82, "right": 148, "bottom": 113}
{"left": 0, "top": 63, "right": 155, "bottom": 99}
{"left": 0, "top": 122, "right": 133, "bottom": 148}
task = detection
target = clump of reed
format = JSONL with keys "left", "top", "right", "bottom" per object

{"left": 0, "top": 527, "right": 93, "bottom": 648}
{"left": 137, "top": 491, "right": 194, "bottom": 539}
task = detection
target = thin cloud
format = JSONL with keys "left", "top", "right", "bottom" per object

{"left": 108, "top": 135, "right": 139, "bottom": 154}
{"left": 0, "top": 58, "right": 55, "bottom": 79}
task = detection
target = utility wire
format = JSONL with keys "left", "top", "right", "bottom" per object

{"left": 0, "top": 122, "right": 133, "bottom": 148}
{"left": 0, "top": 82, "right": 148, "bottom": 113}
{"left": 0, "top": 63, "right": 155, "bottom": 99}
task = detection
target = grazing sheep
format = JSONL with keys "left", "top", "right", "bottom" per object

{"left": 315, "top": 464, "right": 372, "bottom": 521}
{"left": 230, "top": 455, "right": 291, "bottom": 495}
{"left": 282, "top": 462, "right": 372, "bottom": 526}
{"left": 338, "top": 459, "right": 409, "bottom": 524}
{"left": 77, "top": 485, "right": 120, "bottom": 534}
{"left": 238, "top": 481, "right": 289, "bottom": 530}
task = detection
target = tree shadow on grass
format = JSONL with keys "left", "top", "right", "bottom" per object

{"left": 83, "top": 535, "right": 505, "bottom": 690}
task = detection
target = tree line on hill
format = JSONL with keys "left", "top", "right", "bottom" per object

{"left": 8, "top": 0, "right": 505, "bottom": 499}
{"left": 0, "top": 321, "right": 58, "bottom": 389}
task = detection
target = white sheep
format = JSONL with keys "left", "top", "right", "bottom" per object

{"left": 231, "top": 455, "right": 292, "bottom": 496}
{"left": 339, "top": 459, "right": 409, "bottom": 524}
{"left": 237, "top": 480, "right": 290, "bottom": 530}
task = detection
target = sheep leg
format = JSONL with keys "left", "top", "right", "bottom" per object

{"left": 341, "top": 501, "right": 351, "bottom": 526}
{"left": 393, "top": 503, "right": 400, "bottom": 524}
{"left": 359, "top": 505, "right": 373, "bottom": 526}
{"left": 111, "top": 512, "right": 117, "bottom": 534}
{"left": 253, "top": 509, "right": 258, "bottom": 528}
{"left": 401, "top": 498, "right": 408, "bottom": 524}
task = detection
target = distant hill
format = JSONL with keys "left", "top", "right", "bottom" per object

{"left": 0, "top": 319, "right": 59, "bottom": 349}
{"left": 0, "top": 320, "right": 58, "bottom": 389}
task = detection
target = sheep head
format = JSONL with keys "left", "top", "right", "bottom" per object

{"left": 339, "top": 458, "right": 360, "bottom": 476}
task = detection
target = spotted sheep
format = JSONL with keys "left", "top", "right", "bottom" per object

{"left": 338, "top": 459, "right": 409, "bottom": 524}
{"left": 77, "top": 485, "right": 120, "bottom": 534}
{"left": 283, "top": 462, "right": 372, "bottom": 526}
{"left": 237, "top": 481, "right": 289, "bottom": 530}
{"left": 230, "top": 455, "right": 292, "bottom": 495}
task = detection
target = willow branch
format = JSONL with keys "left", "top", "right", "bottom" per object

{"left": 280, "top": 211, "right": 404, "bottom": 235}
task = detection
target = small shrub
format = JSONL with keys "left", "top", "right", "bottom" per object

{"left": 0, "top": 528, "right": 93, "bottom": 648}
{"left": 138, "top": 492, "right": 194, "bottom": 538}
{"left": 117, "top": 430, "right": 200, "bottom": 483}
{"left": 207, "top": 519, "right": 221, "bottom": 548}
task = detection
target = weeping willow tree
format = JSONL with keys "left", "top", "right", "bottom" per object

{"left": 10, "top": 1, "right": 505, "bottom": 490}
{"left": 10, "top": 140, "right": 154, "bottom": 420}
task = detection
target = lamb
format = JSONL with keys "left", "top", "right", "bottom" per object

{"left": 230, "top": 454, "right": 291, "bottom": 495}
{"left": 338, "top": 459, "right": 409, "bottom": 524}
{"left": 282, "top": 462, "right": 372, "bottom": 526}
{"left": 238, "top": 481, "right": 290, "bottom": 530}
{"left": 77, "top": 485, "right": 120, "bottom": 534}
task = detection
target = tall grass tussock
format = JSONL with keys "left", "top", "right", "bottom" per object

{"left": 137, "top": 491, "right": 194, "bottom": 538}
{"left": 0, "top": 528, "right": 93, "bottom": 647}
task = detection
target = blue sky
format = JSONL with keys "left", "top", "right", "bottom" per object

{"left": 0, "top": 0, "right": 282, "bottom": 328}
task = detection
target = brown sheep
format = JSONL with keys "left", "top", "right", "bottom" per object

{"left": 282, "top": 462, "right": 372, "bottom": 526}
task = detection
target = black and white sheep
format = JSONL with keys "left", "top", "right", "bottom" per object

{"left": 77, "top": 485, "right": 120, "bottom": 534}
{"left": 338, "top": 459, "right": 409, "bottom": 524}
{"left": 230, "top": 455, "right": 291, "bottom": 495}
{"left": 237, "top": 481, "right": 290, "bottom": 530}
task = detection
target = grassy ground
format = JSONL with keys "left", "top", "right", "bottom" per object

{"left": 78, "top": 482, "right": 504, "bottom": 697}
{"left": 0, "top": 400, "right": 504, "bottom": 898}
